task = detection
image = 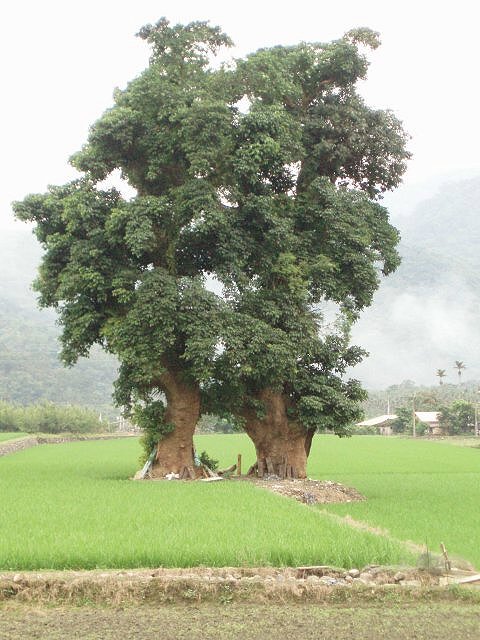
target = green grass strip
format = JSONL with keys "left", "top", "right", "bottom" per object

{"left": 0, "top": 432, "right": 27, "bottom": 443}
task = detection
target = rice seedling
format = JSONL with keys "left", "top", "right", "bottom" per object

{"left": 0, "top": 438, "right": 410, "bottom": 570}
{"left": 0, "top": 432, "right": 27, "bottom": 443}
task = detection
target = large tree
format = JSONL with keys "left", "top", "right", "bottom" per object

{"left": 195, "top": 29, "right": 409, "bottom": 477}
{"left": 15, "top": 22, "right": 408, "bottom": 480}
{"left": 14, "top": 19, "right": 236, "bottom": 476}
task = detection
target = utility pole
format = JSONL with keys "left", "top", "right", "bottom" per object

{"left": 412, "top": 394, "right": 416, "bottom": 438}
{"left": 475, "top": 403, "right": 478, "bottom": 437}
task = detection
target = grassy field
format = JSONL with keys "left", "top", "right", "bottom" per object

{"left": 1, "top": 434, "right": 479, "bottom": 570}
{"left": 311, "top": 436, "right": 480, "bottom": 569}
{"left": 0, "top": 438, "right": 409, "bottom": 570}
{"left": 0, "top": 432, "right": 27, "bottom": 443}
{"left": 198, "top": 434, "right": 480, "bottom": 569}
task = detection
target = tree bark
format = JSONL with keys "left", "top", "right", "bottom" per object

{"left": 242, "top": 389, "right": 313, "bottom": 479}
{"left": 149, "top": 369, "right": 201, "bottom": 478}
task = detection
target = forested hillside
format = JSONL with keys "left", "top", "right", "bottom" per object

{"left": 0, "top": 226, "right": 118, "bottom": 413}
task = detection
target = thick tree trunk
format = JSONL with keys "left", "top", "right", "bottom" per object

{"left": 149, "top": 370, "right": 201, "bottom": 478}
{"left": 242, "top": 389, "right": 314, "bottom": 479}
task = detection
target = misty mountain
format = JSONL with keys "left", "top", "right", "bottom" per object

{"left": 352, "top": 175, "right": 480, "bottom": 388}
{"left": 0, "top": 226, "right": 118, "bottom": 412}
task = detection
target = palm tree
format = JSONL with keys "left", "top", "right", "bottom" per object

{"left": 436, "top": 369, "right": 447, "bottom": 385}
{"left": 454, "top": 361, "right": 466, "bottom": 384}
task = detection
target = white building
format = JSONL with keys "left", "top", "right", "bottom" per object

{"left": 356, "top": 414, "right": 398, "bottom": 436}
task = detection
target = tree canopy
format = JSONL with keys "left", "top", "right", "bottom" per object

{"left": 194, "top": 28, "right": 408, "bottom": 475}
{"left": 14, "top": 19, "right": 409, "bottom": 478}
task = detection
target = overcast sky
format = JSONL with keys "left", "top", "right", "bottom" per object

{"left": 2, "top": 0, "right": 479, "bottom": 390}
{"left": 1, "top": 0, "right": 480, "bottom": 229}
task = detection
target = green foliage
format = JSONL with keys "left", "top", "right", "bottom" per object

{"left": 133, "top": 401, "right": 174, "bottom": 462}
{"left": 0, "top": 402, "right": 22, "bottom": 431}
{"left": 415, "top": 421, "right": 428, "bottom": 436}
{"left": 199, "top": 450, "right": 219, "bottom": 471}
{"left": 453, "top": 361, "right": 466, "bottom": 383}
{"left": 0, "top": 228, "right": 117, "bottom": 412}
{"left": 354, "top": 423, "right": 378, "bottom": 435}
{"left": 363, "top": 380, "right": 480, "bottom": 419}
{"left": 0, "top": 401, "right": 102, "bottom": 433}
{"left": 196, "top": 414, "right": 241, "bottom": 434}
{"left": 199, "top": 31, "right": 407, "bottom": 439}
{"left": 439, "top": 400, "right": 475, "bottom": 435}
{"left": 391, "top": 407, "right": 413, "bottom": 434}
{"left": 13, "top": 18, "right": 233, "bottom": 445}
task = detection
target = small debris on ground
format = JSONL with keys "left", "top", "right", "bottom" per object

{"left": 234, "top": 477, "right": 365, "bottom": 504}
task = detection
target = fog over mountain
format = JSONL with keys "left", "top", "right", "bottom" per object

{"left": 1, "top": 173, "right": 478, "bottom": 402}
{"left": 0, "top": 226, "right": 118, "bottom": 412}
{"left": 352, "top": 174, "right": 480, "bottom": 388}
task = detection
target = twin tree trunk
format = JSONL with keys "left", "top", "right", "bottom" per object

{"left": 149, "top": 369, "right": 201, "bottom": 478}
{"left": 242, "top": 389, "right": 314, "bottom": 480}
{"left": 148, "top": 375, "right": 312, "bottom": 480}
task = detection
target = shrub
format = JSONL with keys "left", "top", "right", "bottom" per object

{"left": 199, "top": 450, "right": 219, "bottom": 471}
{"left": 353, "top": 424, "right": 378, "bottom": 435}
{"left": 0, "top": 401, "right": 23, "bottom": 431}
{"left": 0, "top": 401, "right": 102, "bottom": 433}
{"left": 439, "top": 401, "right": 475, "bottom": 435}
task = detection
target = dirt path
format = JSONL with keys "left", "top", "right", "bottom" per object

{"left": 1, "top": 602, "right": 480, "bottom": 640}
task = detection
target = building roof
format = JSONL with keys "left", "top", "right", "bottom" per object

{"left": 356, "top": 414, "right": 398, "bottom": 427}
{"left": 415, "top": 411, "right": 440, "bottom": 424}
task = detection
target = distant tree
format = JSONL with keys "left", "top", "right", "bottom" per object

{"left": 454, "top": 361, "right": 466, "bottom": 383}
{"left": 436, "top": 369, "right": 447, "bottom": 385}
{"left": 413, "top": 390, "right": 439, "bottom": 410}
{"left": 0, "top": 401, "right": 102, "bottom": 433}
{"left": 415, "top": 421, "right": 428, "bottom": 436}
{"left": 439, "top": 400, "right": 474, "bottom": 435}
{"left": 391, "top": 406, "right": 411, "bottom": 433}
{"left": 0, "top": 401, "right": 22, "bottom": 432}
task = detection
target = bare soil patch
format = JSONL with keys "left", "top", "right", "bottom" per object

{"left": 237, "top": 476, "right": 365, "bottom": 504}
{"left": 2, "top": 602, "right": 480, "bottom": 640}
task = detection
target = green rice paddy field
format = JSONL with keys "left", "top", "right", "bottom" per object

{"left": 0, "top": 434, "right": 479, "bottom": 570}
{"left": 0, "top": 432, "right": 27, "bottom": 443}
